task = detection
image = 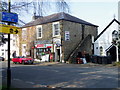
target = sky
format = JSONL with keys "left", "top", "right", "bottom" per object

{"left": 19, "top": 0, "right": 119, "bottom": 34}
{"left": 18, "top": 0, "right": 119, "bottom": 42}
{"left": 69, "top": 1, "right": 118, "bottom": 33}
{"left": 68, "top": 1, "right": 119, "bottom": 50}
{"left": 19, "top": 0, "right": 119, "bottom": 43}
{"left": 11, "top": 0, "right": 119, "bottom": 55}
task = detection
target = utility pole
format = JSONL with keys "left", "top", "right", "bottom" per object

{"left": 7, "top": 0, "right": 11, "bottom": 89}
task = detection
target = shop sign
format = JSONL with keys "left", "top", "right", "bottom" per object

{"left": 53, "top": 38, "right": 61, "bottom": 47}
{"left": 53, "top": 38, "right": 61, "bottom": 44}
{"left": 0, "top": 12, "right": 18, "bottom": 23}
{"left": 35, "top": 44, "right": 45, "bottom": 48}
{"left": 34, "top": 40, "right": 52, "bottom": 45}
{"left": 65, "top": 31, "right": 70, "bottom": 41}
{"left": 35, "top": 44, "right": 53, "bottom": 48}
{"left": 46, "top": 44, "right": 52, "bottom": 48}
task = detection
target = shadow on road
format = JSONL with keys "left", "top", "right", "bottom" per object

{"left": 1, "top": 61, "right": 119, "bottom": 89}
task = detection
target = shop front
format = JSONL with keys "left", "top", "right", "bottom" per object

{"left": 34, "top": 44, "right": 53, "bottom": 62}
{"left": 33, "top": 38, "right": 62, "bottom": 62}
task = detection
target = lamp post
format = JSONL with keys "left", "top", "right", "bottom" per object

{"left": 112, "top": 30, "right": 119, "bottom": 62}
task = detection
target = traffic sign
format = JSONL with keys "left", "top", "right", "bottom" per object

{"left": 0, "top": 24, "right": 20, "bottom": 34}
{"left": 0, "top": 12, "right": 18, "bottom": 23}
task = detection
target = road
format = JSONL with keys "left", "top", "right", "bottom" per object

{"left": 1, "top": 61, "right": 119, "bottom": 89}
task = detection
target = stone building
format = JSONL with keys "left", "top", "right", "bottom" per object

{"left": 19, "top": 12, "right": 98, "bottom": 63}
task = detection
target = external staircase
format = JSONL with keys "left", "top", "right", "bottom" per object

{"left": 67, "top": 35, "right": 92, "bottom": 63}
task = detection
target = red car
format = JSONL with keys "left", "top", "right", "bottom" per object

{"left": 12, "top": 56, "right": 34, "bottom": 64}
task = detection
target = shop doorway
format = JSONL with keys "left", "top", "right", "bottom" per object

{"left": 57, "top": 49, "right": 60, "bottom": 62}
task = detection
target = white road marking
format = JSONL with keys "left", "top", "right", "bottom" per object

{"left": 0, "top": 69, "right": 5, "bottom": 71}
{"left": 13, "top": 78, "right": 35, "bottom": 85}
{"left": 25, "top": 81, "right": 35, "bottom": 85}
{"left": 13, "top": 78, "right": 22, "bottom": 81}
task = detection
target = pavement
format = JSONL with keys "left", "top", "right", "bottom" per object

{"left": 33, "top": 61, "right": 118, "bottom": 67}
{"left": 1, "top": 60, "right": 118, "bottom": 70}
{"left": 1, "top": 60, "right": 118, "bottom": 68}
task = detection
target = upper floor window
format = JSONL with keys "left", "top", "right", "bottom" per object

{"left": 13, "top": 40, "right": 16, "bottom": 46}
{"left": 22, "top": 28, "right": 27, "bottom": 40}
{"left": 82, "top": 25, "right": 85, "bottom": 40}
{"left": 53, "top": 22, "right": 60, "bottom": 37}
{"left": 36, "top": 25, "right": 42, "bottom": 39}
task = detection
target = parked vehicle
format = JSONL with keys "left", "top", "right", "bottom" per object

{"left": 0, "top": 56, "right": 4, "bottom": 61}
{"left": 12, "top": 56, "right": 34, "bottom": 64}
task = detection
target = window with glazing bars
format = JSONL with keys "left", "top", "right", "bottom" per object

{"left": 38, "top": 27, "right": 42, "bottom": 38}
{"left": 54, "top": 24, "right": 59, "bottom": 36}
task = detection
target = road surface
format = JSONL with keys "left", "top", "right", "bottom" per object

{"left": 1, "top": 61, "right": 119, "bottom": 89}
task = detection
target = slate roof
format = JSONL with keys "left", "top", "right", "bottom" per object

{"left": 22, "top": 12, "right": 98, "bottom": 28}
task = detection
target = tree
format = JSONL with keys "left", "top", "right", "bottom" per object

{"left": 0, "top": 0, "right": 70, "bottom": 25}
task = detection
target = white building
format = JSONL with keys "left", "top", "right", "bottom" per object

{"left": 93, "top": 1, "right": 120, "bottom": 56}
{"left": 0, "top": 34, "right": 19, "bottom": 60}
{"left": 118, "top": 1, "right": 120, "bottom": 32}
{"left": 94, "top": 20, "right": 118, "bottom": 56}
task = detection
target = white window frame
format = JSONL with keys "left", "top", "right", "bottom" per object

{"left": 52, "top": 22, "right": 60, "bottom": 37}
{"left": 22, "top": 28, "right": 27, "bottom": 40}
{"left": 36, "top": 25, "right": 42, "bottom": 39}
{"left": 22, "top": 44, "right": 26, "bottom": 56}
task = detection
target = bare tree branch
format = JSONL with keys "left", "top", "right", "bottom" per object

{"left": 0, "top": 0, "right": 70, "bottom": 25}
{"left": 56, "top": 0, "right": 70, "bottom": 13}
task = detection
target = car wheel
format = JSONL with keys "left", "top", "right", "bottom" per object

{"left": 31, "top": 61, "right": 33, "bottom": 64}
{"left": 28, "top": 60, "right": 32, "bottom": 64}
{"left": 13, "top": 62, "right": 17, "bottom": 64}
{"left": 2, "top": 59, "right": 4, "bottom": 61}
{"left": 22, "top": 61, "right": 25, "bottom": 64}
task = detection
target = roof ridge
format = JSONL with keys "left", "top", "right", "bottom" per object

{"left": 22, "top": 12, "right": 98, "bottom": 28}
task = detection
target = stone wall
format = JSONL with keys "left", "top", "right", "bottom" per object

{"left": 19, "top": 26, "right": 36, "bottom": 56}
{"left": 37, "top": 23, "right": 52, "bottom": 41}
{"left": 19, "top": 21, "right": 62, "bottom": 57}
{"left": 62, "top": 20, "right": 98, "bottom": 61}
{"left": 19, "top": 20, "right": 98, "bottom": 61}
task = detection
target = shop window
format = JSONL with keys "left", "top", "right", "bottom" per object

{"left": 36, "top": 48, "right": 51, "bottom": 59}
{"left": 53, "top": 22, "right": 60, "bottom": 37}
{"left": 36, "top": 25, "right": 42, "bottom": 39}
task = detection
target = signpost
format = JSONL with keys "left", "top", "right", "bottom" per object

{"left": 1, "top": 0, "right": 19, "bottom": 89}
{"left": 0, "top": 12, "right": 18, "bottom": 23}
{"left": 65, "top": 31, "right": 70, "bottom": 41}
{"left": 0, "top": 24, "right": 20, "bottom": 34}
{"left": 0, "top": 0, "right": 19, "bottom": 89}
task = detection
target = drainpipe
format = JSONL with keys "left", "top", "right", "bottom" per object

{"left": 116, "top": 44, "right": 119, "bottom": 62}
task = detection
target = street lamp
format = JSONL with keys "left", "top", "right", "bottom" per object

{"left": 112, "top": 30, "right": 119, "bottom": 62}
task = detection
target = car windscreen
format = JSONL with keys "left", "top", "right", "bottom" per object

{"left": 17, "top": 56, "right": 26, "bottom": 58}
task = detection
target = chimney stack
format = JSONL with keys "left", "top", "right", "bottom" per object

{"left": 32, "top": 16, "right": 43, "bottom": 21}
